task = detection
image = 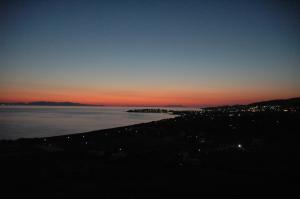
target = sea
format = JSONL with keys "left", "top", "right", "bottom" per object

{"left": 0, "top": 106, "right": 193, "bottom": 140}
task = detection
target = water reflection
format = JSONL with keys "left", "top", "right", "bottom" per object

{"left": 0, "top": 106, "right": 179, "bottom": 140}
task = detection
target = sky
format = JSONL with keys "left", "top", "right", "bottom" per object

{"left": 1, "top": 0, "right": 300, "bottom": 106}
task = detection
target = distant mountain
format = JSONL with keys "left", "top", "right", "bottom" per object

{"left": 248, "top": 97, "right": 300, "bottom": 107}
{"left": 0, "top": 101, "right": 102, "bottom": 106}
{"left": 203, "top": 97, "right": 300, "bottom": 110}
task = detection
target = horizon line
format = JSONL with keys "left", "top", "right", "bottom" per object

{"left": 1, "top": 96, "right": 299, "bottom": 108}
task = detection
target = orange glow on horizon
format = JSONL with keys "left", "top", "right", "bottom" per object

{"left": 1, "top": 86, "right": 299, "bottom": 107}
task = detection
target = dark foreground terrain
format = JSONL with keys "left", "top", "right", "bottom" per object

{"left": 1, "top": 108, "right": 300, "bottom": 198}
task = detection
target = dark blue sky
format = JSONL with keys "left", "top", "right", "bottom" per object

{"left": 1, "top": 0, "right": 300, "bottom": 105}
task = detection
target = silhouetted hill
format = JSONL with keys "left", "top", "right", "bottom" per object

{"left": 248, "top": 97, "right": 300, "bottom": 107}
{"left": 0, "top": 101, "right": 101, "bottom": 106}
{"left": 203, "top": 97, "right": 300, "bottom": 110}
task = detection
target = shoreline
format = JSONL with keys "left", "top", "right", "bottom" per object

{"left": 0, "top": 117, "right": 178, "bottom": 142}
{"left": 0, "top": 107, "right": 178, "bottom": 141}
{"left": 1, "top": 116, "right": 178, "bottom": 145}
{"left": 1, "top": 107, "right": 299, "bottom": 197}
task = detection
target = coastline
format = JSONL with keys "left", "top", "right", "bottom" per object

{"left": 0, "top": 106, "right": 177, "bottom": 140}
{"left": 1, "top": 107, "right": 299, "bottom": 197}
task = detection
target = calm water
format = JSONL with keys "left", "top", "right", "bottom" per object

{"left": 0, "top": 106, "right": 178, "bottom": 140}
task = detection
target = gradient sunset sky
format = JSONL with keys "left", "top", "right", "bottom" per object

{"left": 1, "top": 0, "right": 300, "bottom": 106}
